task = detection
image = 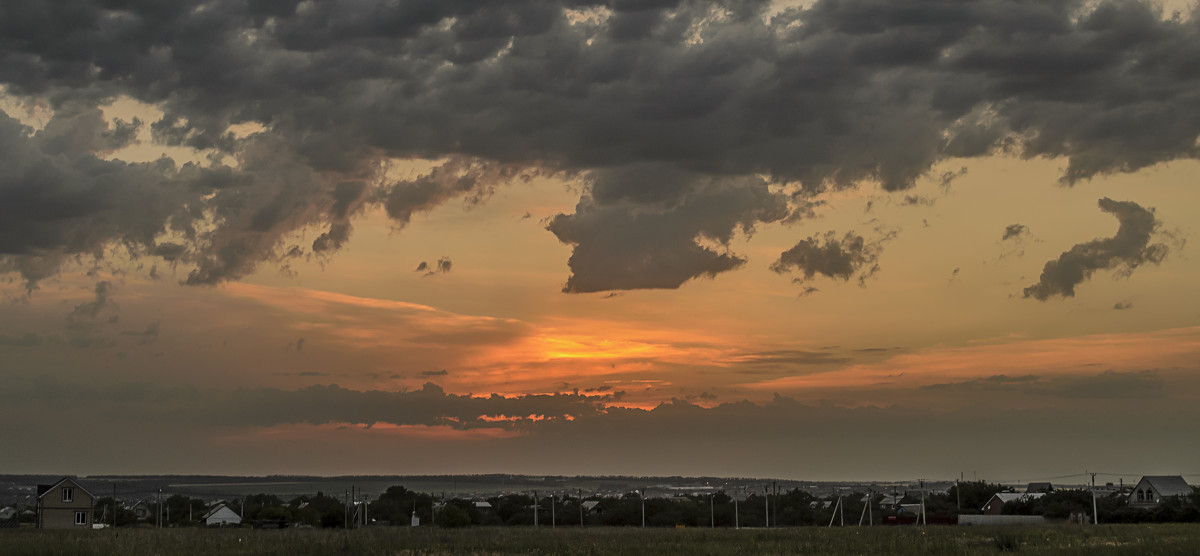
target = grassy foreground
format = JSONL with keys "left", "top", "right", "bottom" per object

{"left": 2, "top": 524, "right": 1198, "bottom": 555}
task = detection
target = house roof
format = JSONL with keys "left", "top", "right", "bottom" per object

{"left": 202, "top": 503, "right": 241, "bottom": 521}
{"left": 982, "top": 492, "right": 1044, "bottom": 510}
{"left": 36, "top": 477, "right": 95, "bottom": 500}
{"left": 1139, "top": 476, "right": 1192, "bottom": 497}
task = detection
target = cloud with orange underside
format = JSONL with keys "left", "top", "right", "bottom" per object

{"left": 220, "top": 282, "right": 740, "bottom": 396}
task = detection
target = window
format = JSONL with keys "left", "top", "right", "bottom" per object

{"left": 1137, "top": 490, "right": 1144, "bottom": 501}
{"left": 62, "top": 487, "right": 74, "bottom": 503}
{"left": 74, "top": 511, "right": 86, "bottom": 526}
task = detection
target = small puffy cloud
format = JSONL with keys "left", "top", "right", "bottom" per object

{"left": 1113, "top": 300, "right": 1133, "bottom": 310}
{"left": 1024, "top": 198, "right": 1168, "bottom": 300}
{"left": 770, "top": 231, "right": 892, "bottom": 287}
{"left": 1002, "top": 224, "right": 1029, "bottom": 241}
{"left": 416, "top": 257, "right": 453, "bottom": 276}
{"left": 420, "top": 369, "right": 449, "bottom": 377}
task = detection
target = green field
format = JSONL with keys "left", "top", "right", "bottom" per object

{"left": 2, "top": 524, "right": 1198, "bottom": 555}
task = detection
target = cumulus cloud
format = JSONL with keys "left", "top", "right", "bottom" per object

{"left": 1, "top": 0, "right": 1198, "bottom": 291}
{"left": 548, "top": 169, "right": 788, "bottom": 292}
{"left": 1114, "top": 300, "right": 1133, "bottom": 310}
{"left": 1024, "top": 198, "right": 1168, "bottom": 300}
{"left": 770, "top": 230, "right": 892, "bottom": 286}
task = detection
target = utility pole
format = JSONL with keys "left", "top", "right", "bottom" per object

{"left": 773, "top": 482, "right": 778, "bottom": 528}
{"left": 709, "top": 493, "right": 714, "bottom": 528}
{"left": 156, "top": 489, "right": 161, "bottom": 528}
{"left": 579, "top": 489, "right": 584, "bottom": 527}
{"left": 919, "top": 480, "right": 926, "bottom": 526}
{"left": 640, "top": 490, "right": 645, "bottom": 528}
{"left": 764, "top": 486, "right": 768, "bottom": 528}
{"left": 112, "top": 485, "right": 117, "bottom": 530}
{"left": 551, "top": 493, "right": 556, "bottom": 529}
{"left": 533, "top": 490, "right": 538, "bottom": 528}
{"left": 956, "top": 479, "right": 961, "bottom": 511}
{"left": 868, "top": 489, "right": 873, "bottom": 526}
{"left": 344, "top": 491, "right": 349, "bottom": 530}
{"left": 734, "top": 488, "right": 739, "bottom": 529}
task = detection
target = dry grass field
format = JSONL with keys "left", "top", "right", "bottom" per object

{"left": 2, "top": 523, "right": 1198, "bottom": 555}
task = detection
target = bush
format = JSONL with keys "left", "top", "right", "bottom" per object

{"left": 435, "top": 504, "right": 471, "bottom": 528}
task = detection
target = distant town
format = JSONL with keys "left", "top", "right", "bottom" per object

{"left": 3, "top": 473, "right": 1197, "bottom": 530}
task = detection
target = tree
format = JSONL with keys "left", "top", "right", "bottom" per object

{"left": 91, "top": 497, "right": 137, "bottom": 527}
{"left": 945, "top": 481, "right": 1006, "bottom": 514}
{"left": 435, "top": 504, "right": 471, "bottom": 528}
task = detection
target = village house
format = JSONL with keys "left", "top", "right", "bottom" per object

{"left": 202, "top": 502, "right": 242, "bottom": 526}
{"left": 1128, "top": 476, "right": 1192, "bottom": 508}
{"left": 981, "top": 492, "right": 1044, "bottom": 515}
{"left": 126, "top": 500, "right": 151, "bottom": 521}
{"left": 36, "top": 477, "right": 94, "bottom": 529}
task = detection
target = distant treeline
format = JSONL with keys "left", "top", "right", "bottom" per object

{"left": 65, "top": 481, "right": 1200, "bottom": 528}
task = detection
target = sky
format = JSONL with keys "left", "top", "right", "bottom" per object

{"left": 1, "top": 0, "right": 1199, "bottom": 484}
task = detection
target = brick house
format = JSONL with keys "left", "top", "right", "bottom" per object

{"left": 36, "top": 477, "right": 95, "bottom": 529}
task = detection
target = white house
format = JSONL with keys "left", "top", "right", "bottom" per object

{"left": 1129, "top": 476, "right": 1192, "bottom": 508}
{"left": 202, "top": 503, "right": 242, "bottom": 526}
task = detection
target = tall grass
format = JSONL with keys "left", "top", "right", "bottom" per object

{"left": 1, "top": 523, "right": 1197, "bottom": 555}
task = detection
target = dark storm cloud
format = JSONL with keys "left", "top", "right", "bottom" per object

{"left": 770, "top": 231, "right": 889, "bottom": 286}
{"left": 1023, "top": 198, "right": 1168, "bottom": 300}
{"left": 2, "top": 0, "right": 1198, "bottom": 291}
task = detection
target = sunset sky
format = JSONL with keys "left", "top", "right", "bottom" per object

{"left": 2, "top": 0, "right": 1199, "bottom": 483}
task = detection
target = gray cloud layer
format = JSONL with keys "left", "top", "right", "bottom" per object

{"left": 2, "top": 371, "right": 1196, "bottom": 477}
{"left": 2, "top": 0, "right": 1198, "bottom": 291}
{"left": 1024, "top": 198, "right": 1168, "bottom": 300}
